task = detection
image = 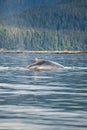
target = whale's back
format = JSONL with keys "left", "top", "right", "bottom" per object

{"left": 26, "top": 58, "right": 64, "bottom": 70}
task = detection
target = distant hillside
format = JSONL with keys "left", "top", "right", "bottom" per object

{"left": 1, "top": 0, "right": 87, "bottom": 31}
{"left": 0, "top": 0, "right": 60, "bottom": 14}
{"left": 17, "top": 0, "right": 87, "bottom": 30}
{"left": 0, "top": 0, "right": 87, "bottom": 51}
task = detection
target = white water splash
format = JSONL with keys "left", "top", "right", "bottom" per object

{"left": 64, "top": 66, "right": 87, "bottom": 70}
{"left": 0, "top": 66, "right": 87, "bottom": 72}
{"left": 0, "top": 66, "right": 26, "bottom": 71}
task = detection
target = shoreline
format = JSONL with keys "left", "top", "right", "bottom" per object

{"left": 0, "top": 50, "right": 87, "bottom": 54}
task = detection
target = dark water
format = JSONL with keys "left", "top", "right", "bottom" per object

{"left": 0, "top": 53, "right": 87, "bottom": 130}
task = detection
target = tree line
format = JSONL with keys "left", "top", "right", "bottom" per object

{"left": 0, "top": 0, "right": 87, "bottom": 51}
{"left": 0, "top": 25, "right": 87, "bottom": 50}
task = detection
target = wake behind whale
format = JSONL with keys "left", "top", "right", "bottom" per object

{"left": 26, "top": 58, "right": 64, "bottom": 71}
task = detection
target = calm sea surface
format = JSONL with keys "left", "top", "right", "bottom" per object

{"left": 0, "top": 53, "right": 87, "bottom": 130}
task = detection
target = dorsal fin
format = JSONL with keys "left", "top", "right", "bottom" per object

{"left": 35, "top": 58, "right": 42, "bottom": 62}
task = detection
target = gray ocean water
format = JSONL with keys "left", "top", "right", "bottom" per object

{"left": 0, "top": 53, "right": 87, "bottom": 130}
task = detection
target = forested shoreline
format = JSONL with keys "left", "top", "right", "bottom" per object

{"left": 0, "top": 0, "right": 87, "bottom": 51}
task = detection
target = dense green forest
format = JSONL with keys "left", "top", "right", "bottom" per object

{"left": 0, "top": 0, "right": 87, "bottom": 51}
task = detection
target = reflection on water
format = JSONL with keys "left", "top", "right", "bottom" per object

{"left": 0, "top": 53, "right": 87, "bottom": 130}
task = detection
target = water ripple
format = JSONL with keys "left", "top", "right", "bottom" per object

{"left": 0, "top": 54, "right": 87, "bottom": 130}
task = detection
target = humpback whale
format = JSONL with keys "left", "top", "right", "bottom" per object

{"left": 26, "top": 58, "right": 64, "bottom": 71}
